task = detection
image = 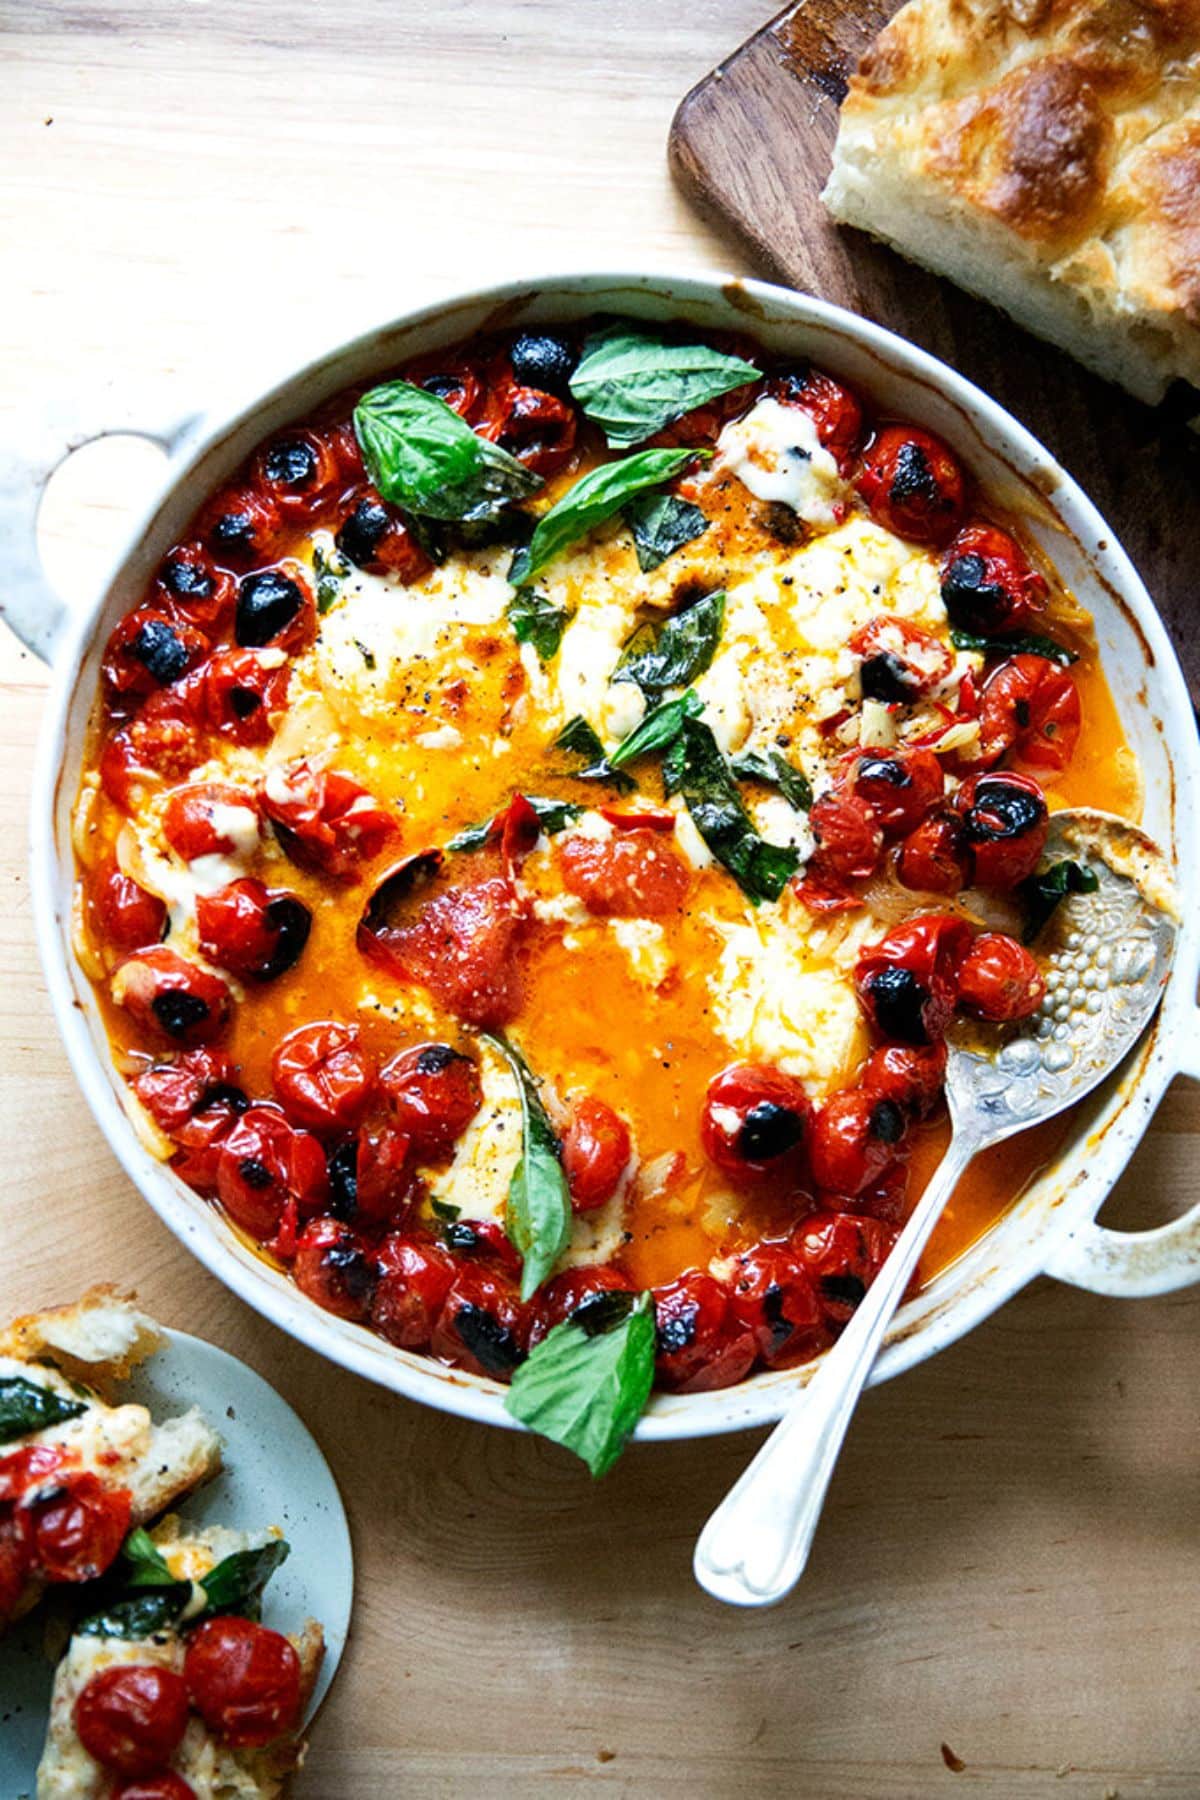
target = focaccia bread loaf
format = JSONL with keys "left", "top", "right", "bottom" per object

{"left": 821, "top": 0, "right": 1200, "bottom": 404}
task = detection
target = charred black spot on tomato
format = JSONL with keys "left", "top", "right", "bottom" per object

{"left": 129, "top": 619, "right": 189, "bottom": 685}
{"left": 856, "top": 756, "right": 911, "bottom": 791}
{"left": 236, "top": 570, "right": 305, "bottom": 648}
{"left": 150, "top": 991, "right": 210, "bottom": 1039}
{"left": 821, "top": 1272, "right": 866, "bottom": 1308}
{"left": 508, "top": 332, "right": 578, "bottom": 398}
{"left": 229, "top": 687, "right": 262, "bottom": 720}
{"left": 263, "top": 438, "right": 318, "bottom": 491}
{"left": 1015, "top": 699, "right": 1031, "bottom": 728}
{"left": 323, "top": 1240, "right": 377, "bottom": 1305}
{"left": 326, "top": 1140, "right": 359, "bottom": 1221}
{"left": 888, "top": 440, "right": 939, "bottom": 506}
{"left": 209, "top": 509, "right": 259, "bottom": 561}
{"left": 415, "top": 1044, "right": 467, "bottom": 1077}
{"left": 569, "top": 1289, "right": 635, "bottom": 1336}
{"left": 238, "top": 1156, "right": 272, "bottom": 1190}
{"left": 859, "top": 651, "right": 916, "bottom": 702}
{"left": 941, "top": 551, "right": 1010, "bottom": 635}
{"left": 259, "top": 896, "right": 312, "bottom": 980}
{"left": 359, "top": 851, "right": 444, "bottom": 943}
{"left": 770, "top": 365, "right": 814, "bottom": 404}
{"left": 453, "top": 1303, "right": 522, "bottom": 1376}
{"left": 864, "top": 966, "right": 932, "bottom": 1046}
{"left": 868, "top": 1099, "right": 906, "bottom": 1145}
{"left": 960, "top": 776, "right": 1048, "bottom": 845}
{"left": 198, "top": 1082, "right": 249, "bottom": 1116}
{"left": 657, "top": 1302, "right": 699, "bottom": 1355}
{"left": 736, "top": 1100, "right": 805, "bottom": 1163}
{"left": 336, "top": 499, "right": 391, "bottom": 570}
{"left": 761, "top": 1282, "right": 793, "bottom": 1350}
{"left": 161, "top": 554, "right": 213, "bottom": 601}
{"left": 443, "top": 1220, "right": 491, "bottom": 1259}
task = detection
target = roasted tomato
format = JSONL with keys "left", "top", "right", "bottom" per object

{"left": 234, "top": 564, "right": 316, "bottom": 655}
{"left": 153, "top": 541, "right": 235, "bottom": 632}
{"left": 430, "top": 1268, "right": 528, "bottom": 1380}
{"left": 74, "top": 1664, "right": 190, "bottom": 1776}
{"left": 378, "top": 1043, "right": 482, "bottom": 1154}
{"left": 507, "top": 332, "right": 578, "bottom": 399}
{"left": 293, "top": 1216, "right": 378, "bottom": 1320}
{"left": 253, "top": 427, "right": 344, "bottom": 522}
{"left": 371, "top": 1235, "right": 457, "bottom": 1349}
{"left": 768, "top": 365, "right": 863, "bottom": 472}
{"left": 855, "top": 914, "right": 973, "bottom": 1045}
{"left": 185, "top": 1616, "right": 302, "bottom": 1748}
{"left": 215, "top": 1105, "right": 328, "bottom": 1241}
{"left": 652, "top": 1271, "right": 757, "bottom": 1393}
{"left": 349, "top": 1109, "right": 415, "bottom": 1228}
{"left": 161, "top": 782, "right": 260, "bottom": 864}
{"left": 527, "top": 1266, "right": 636, "bottom": 1348}
{"left": 335, "top": 489, "right": 433, "bottom": 583}
{"left": 846, "top": 748, "right": 944, "bottom": 839}
{"left": 979, "top": 655, "right": 1082, "bottom": 771}
{"left": 0, "top": 1513, "right": 31, "bottom": 1621}
{"left": 860, "top": 1041, "right": 948, "bottom": 1121}
{"left": 169, "top": 1080, "right": 250, "bottom": 1197}
{"left": 490, "top": 381, "right": 578, "bottom": 479}
{"left": 794, "top": 1210, "right": 899, "bottom": 1324}
{"left": 850, "top": 617, "right": 955, "bottom": 701}
{"left": 0, "top": 1443, "right": 69, "bottom": 1505}
{"left": 359, "top": 864, "right": 528, "bottom": 1029}
{"left": 952, "top": 771, "right": 1049, "bottom": 888}
{"left": 940, "top": 523, "right": 1047, "bottom": 635}
{"left": 561, "top": 1097, "right": 632, "bottom": 1212}
{"left": 199, "top": 483, "right": 283, "bottom": 568}
{"left": 87, "top": 861, "right": 167, "bottom": 953}
{"left": 806, "top": 791, "right": 884, "bottom": 884}
{"left": 112, "top": 947, "right": 230, "bottom": 1046}
{"left": 957, "top": 932, "right": 1046, "bottom": 1021}
{"left": 99, "top": 699, "right": 205, "bottom": 810}
{"left": 196, "top": 879, "right": 311, "bottom": 982}
{"left": 194, "top": 648, "right": 290, "bottom": 745}
{"left": 896, "top": 809, "right": 970, "bottom": 895}
{"left": 404, "top": 352, "right": 484, "bottom": 418}
{"left": 102, "top": 609, "right": 208, "bottom": 699}
{"left": 700, "top": 1064, "right": 810, "bottom": 1186}
{"left": 132, "top": 1046, "right": 241, "bottom": 1135}
{"left": 856, "top": 424, "right": 966, "bottom": 545}
{"left": 808, "top": 1088, "right": 908, "bottom": 1197}
{"left": 261, "top": 759, "right": 396, "bottom": 880}
{"left": 440, "top": 1216, "right": 523, "bottom": 1277}
{"left": 23, "top": 1473, "right": 132, "bottom": 1583}
{"left": 272, "top": 1022, "right": 376, "bottom": 1133}
{"left": 726, "top": 1241, "right": 827, "bottom": 1367}
{"left": 110, "top": 1775, "right": 198, "bottom": 1800}
{"left": 558, "top": 831, "right": 690, "bottom": 919}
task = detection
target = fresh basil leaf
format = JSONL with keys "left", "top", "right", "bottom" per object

{"left": 509, "top": 448, "right": 704, "bottom": 587}
{"left": 665, "top": 717, "right": 800, "bottom": 903}
{"left": 200, "top": 1540, "right": 290, "bottom": 1623}
{"left": 354, "top": 380, "right": 542, "bottom": 523}
{"left": 1018, "top": 859, "right": 1100, "bottom": 943}
{"left": 552, "top": 715, "right": 636, "bottom": 795}
{"left": 430, "top": 1197, "right": 461, "bottom": 1223}
{"left": 482, "top": 1033, "right": 571, "bottom": 1302}
{"left": 623, "top": 492, "right": 709, "bottom": 571}
{"left": 448, "top": 795, "right": 583, "bottom": 851}
{"left": 121, "top": 1528, "right": 175, "bottom": 1589}
{"left": 607, "top": 689, "right": 703, "bottom": 771}
{"left": 77, "top": 1584, "right": 192, "bottom": 1641}
{"left": 312, "top": 543, "right": 350, "bottom": 615}
{"left": 729, "top": 748, "right": 813, "bottom": 813}
{"left": 613, "top": 590, "right": 725, "bottom": 698}
{"left": 507, "top": 588, "right": 571, "bottom": 662}
{"left": 570, "top": 327, "right": 758, "bottom": 449}
{"left": 0, "top": 1375, "right": 87, "bottom": 1444}
{"left": 949, "top": 628, "right": 1078, "bottom": 666}
{"left": 505, "top": 1290, "right": 656, "bottom": 1476}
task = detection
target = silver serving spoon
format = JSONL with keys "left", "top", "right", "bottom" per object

{"left": 694, "top": 808, "right": 1178, "bottom": 1609}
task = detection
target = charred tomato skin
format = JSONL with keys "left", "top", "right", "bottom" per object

{"left": 700, "top": 1064, "right": 811, "bottom": 1185}
{"left": 652, "top": 1271, "right": 757, "bottom": 1393}
{"left": 527, "top": 1265, "right": 636, "bottom": 1348}
{"left": 808, "top": 1088, "right": 908, "bottom": 1197}
{"left": 940, "top": 523, "right": 1047, "bottom": 635}
{"left": 293, "top": 1216, "right": 378, "bottom": 1320}
{"left": 184, "top": 1615, "right": 303, "bottom": 1748}
{"left": 794, "top": 1210, "right": 900, "bottom": 1325}
{"left": 378, "top": 1043, "right": 483, "bottom": 1154}
{"left": 561, "top": 1097, "right": 632, "bottom": 1212}
{"left": 856, "top": 424, "right": 966, "bottom": 545}
{"left": 430, "top": 1268, "right": 529, "bottom": 1381}
{"left": 371, "top": 1235, "right": 457, "bottom": 1350}
{"left": 952, "top": 771, "right": 1049, "bottom": 889}
{"left": 726, "top": 1242, "right": 827, "bottom": 1367}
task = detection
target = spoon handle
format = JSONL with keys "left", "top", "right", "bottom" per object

{"left": 693, "top": 1122, "right": 983, "bottom": 1608}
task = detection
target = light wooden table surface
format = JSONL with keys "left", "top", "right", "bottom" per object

{"left": 3, "top": 5, "right": 1199, "bottom": 1795}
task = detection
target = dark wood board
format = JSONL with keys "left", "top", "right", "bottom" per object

{"left": 669, "top": 1, "right": 1200, "bottom": 706}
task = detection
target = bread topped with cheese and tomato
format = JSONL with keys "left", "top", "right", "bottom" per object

{"left": 1, "top": 1288, "right": 221, "bottom": 1631}
{"left": 821, "top": 0, "right": 1200, "bottom": 405}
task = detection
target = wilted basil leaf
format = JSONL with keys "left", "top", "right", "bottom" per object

{"left": 624, "top": 492, "right": 709, "bottom": 571}
{"left": 1019, "top": 859, "right": 1099, "bottom": 943}
{"left": 949, "top": 628, "right": 1078, "bottom": 666}
{"left": 354, "top": 381, "right": 542, "bottom": 523}
{"left": 570, "top": 327, "right": 757, "bottom": 449}
{"left": 551, "top": 715, "right": 635, "bottom": 794}
{"left": 121, "top": 1528, "right": 174, "bottom": 1588}
{"left": 482, "top": 1034, "right": 571, "bottom": 1301}
{"left": 729, "top": 748, "right": 813, "bottom": 813}
{"left": 613, "top": 591, "right": 725, "bottom": 697}
{"left": 505, "top": 1291, "right": 656, "bottom": 1476}
{"left": 200, "top": 1540, "right": 290, "bottom": 1622}
{"left": 77, "top": 1584, "right": 192, "bottom": 1641}
{"left": 0, "top": 1375, "right": 87, "bottom": 1444}
{"left": 448, "top": 796, "right": 583, "bottom": 851}
{"left": 607, "top": 689, "right": 703, "bottom": 770}
{"left": 509, "top": 448, "right": 703, "bottom": 587}
{"left": 665, "top": 717, "right": 799, "bottom": 903}
{"left": 507, "top": 588, "right": 571, "bottom": 661}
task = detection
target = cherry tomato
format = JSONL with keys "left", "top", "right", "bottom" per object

{"left": 234, "top": 564, "right": 315, "bottom": 656}
{"left": 727, "top": 1241, "right": 827, "bottom": 1368}
{"left": 0, "top": 1513, "right": 31, "bottom": 1621}
{"left": 132, "top": 1046, "right": 240, "bottom": 1135}
{"left": 806, "top": 791, "right": 884, "bottom": 883}
{"left": 170, "top": 1085, "right": 251, "bottom": 1196}
{"left": 952, "top": 771, "right": 1049, "bottom": 889}
{"left": 272, "top": 1022, "right": 375, "bottom": 1133}
{"left": 111, "top": 1775, "right": 198, "bottom": 1800}
{"left": 193, "top": 648, "right": 290, "bottom": 745}
{"left": 856, "top": 424, "right": 966, "bottom": 545}
{"left": 979, "top": 655, "right": 1082, "bottom": 771}
{"left": 378, "top": 1044, "right": 482, "bottom": 1154}
{"left": 598, "top": 806, "right": 676, "bottom": 833}
{"left": 371, "top": 1235, "right": 456, "bottom": 1349}
{"left": 559, "top": 832, "right": 691, "bottom": 919}
{"left": 261, "top": 758, "right": 396, "bottom": 880}
{"left": 200, "top": 483, "right": 284, "bottom": 568}
{"left": 100, "top": 699, "right": 205, "bottom": 811}
{"left": 652, "top": 1271, "right": 757, "bottom": 1393}
{"left": 161, "top": 783, "right": 260, "bottom": 863}
{"left": 112, "top": 947, "right": 231, "bottom": 1047}
{"left": 896, "top": 810, "right": 970, "bottom": 895}
{"left": 359, "top": 870, "right": 528, "bottom": 1029}
{"left": 403, "top": 353, "right": 484, "bottom": 419}
{"left": 0, "top": 1444, "right": 70, "bottom": 1504}
{"left": 88, "top": 860, "right": 167, "bottom": 952}
{"left": 794, "top": 1210, "right": 899, "bottom": 1324}
{"left": 849, "top": 617, "right": 955, "bottom": 701}
{"left": 153, "top": 540, "right": 235, "bottom": 632}
{"left": 196, "top": 879, "right": 311, "bottom": 982}
{"left": 768, "top": 365, "right": 863, "bottom": 472}
{"left": 215, "top": 1105, "right": 329, "bottom": 1241}
{"left": 185, "top": 1615, "right": 302, "bottom": 1748}
{"left": 293, "top": 1216, "right": 377, "bottom": 1320}
{"left": 103, "top": 609, "right": 209, "bottom": 699}
{"left": 74, "top": 1664, "right": 190, "bottom": 1775}
{"left": 700, "top": 1064, "right": 810, "bottom": 1186}
{"left": 855, "top": 914, "right": 974, "bottom": 1045}
{"left": 490, "top": 381, "right": 578, "bottom": 479}
{"left": 507, "top": 333, "right": 579, "bottom": 400}
{"left": 439, "top": 1216, "right": 523, "bottom": 1276}
{"left": 808, "top": 1088, "right": 908, "bottom": 1196}
{"left": 335, "top": 489, "right": 433, "bottom": 583}
{"left": 957, "top": 932, "right": 1046, "bottom": 1021}
{"left": 861, "top": 1041, "right": 948, "bottom": 1120}
{"left": 24, "top": 1473, "right": 132, "bottom": 1583}
{"left": 349, "top": 1109, "right": 415, "bottom": 1227}
{"left": 561, "top": 1097, "right": 632, "bottom": 1211}
{"left": 253, "top": 427, "right": 344, "bottom": 522}
{"left": 527, "top": 1266, "right": 636, "bottom": 1348}
{"left": 847, "top": 748, "right": 944, "bottom": 838}
{"left": 430, "top": 1268, "right": 528, "bottom": 1380}
{"left": 940, "top": 523, "right": 1047, "bottom": 635}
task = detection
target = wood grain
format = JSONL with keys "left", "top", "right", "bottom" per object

{"left": 670, "top": 0, "right": 1200, "bottom": 704}
{"left": 2, "top": 4, "right": 1199, "bottom": 1795}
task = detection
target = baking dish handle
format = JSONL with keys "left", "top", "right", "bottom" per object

{"left": 0, "top": 405, "right": 204, "bottom": 665}
{"left": 1044, "top": 1005, "right": 1200, "bottom": 1297}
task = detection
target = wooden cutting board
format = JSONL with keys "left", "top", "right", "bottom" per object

{"left": 669, "top": 1, "right": 1200, "bottom": 705}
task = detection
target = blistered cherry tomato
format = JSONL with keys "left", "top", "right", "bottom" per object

{"left": 215, "top": 1105, "right": 328, "bottom": 1241}
{"left": 957, "top": 932, "right": 1045, "bottom": 1021}
{"left": 861, "top": 1041, "right": 948, "bottom": 1120}
{"left": 196, "top": 879, "right": 311, "bottom": 982}
{"left": 701, "top": 1064, "right": 810, "bottom": 1186}
{"left": 111, "top": 1775, "right": 198, "bottom": 1800}
{"left": 940, "top": 523, "right": 1047, "bottom": 635}
{"left": 200, "top": 483, "right": 283, "bottom": 568}
{"left": 527, "top": 1266, "right": 636, "bottom": 1349}
{"left": 490, "top": 381, "right": 578, "bottom": 479}
{"left": 349, "top": 1109, "right": 414, "bottom": 1227}
{"left": 980, "top": 655, "right": 1081, "bottom": 771}
{"left": 261, "top": 759, "right": 396, "bottom": 880}
{"left": 132, "top": 1047, "right": 240, "bottom": 1135}
{"left": 440, "top": 1216, "right": 523, "bottom": 1276}
{"left": 235, "top": 564, "right": 315, "bottom": 655}
{"left": 561, "top": 1097, "right": 632, "bottom": 1211}
{"left": 272, "top": 1022, "right": 375, "bottom": 1133}
{"left": 100, "top": 699, "right": 205, "bottom": 810}
{"left": 112, "top": 947, "right": 230, "bottom": 1046}
{"left": 952, "top": 771, "right": 1048, "bottom": 889}
{"left": 371, "top": 1236, "right": 456, "bottom": 1349}
{"left": 378, "top": 1044, "right": 482, "bottom": 1154}
{"left": 769, "top": 365, "right": 863, "bottom": 471}
{"left": 794, "top": 1210, "right": 899, "bottom": 1324}
{"left": 652, "top": 1271, "right": 756, "bottom": 1393}
{"left": 253, "top": 428, "right": 343, "bottom": 522}
{"left": 185, "top": 1615, "right": 302, "bottom": 1748}
{"left": 24, "top": 1473, "right": 131, "bottom": 1583}
{"left": 726, "top": 1241, "right": 826, "bottom": 1367}
{"left": 855, "top": 914, "right": 973, "bottom": 1045}
{"left": 808, "top": 1089, "right": 908, "bottom": 1196}
{"left": 360, "top": 871, "right": 528, "bottom": 1029}
{"left": 336, "top": 489, "right": 433, "bottom": 583}
{"left": 103, "top": 609, "right": 208, "bottom": 698}
{"left": 293, "top": 1216, "right": 377, "bottom": 1320}
{"left": 896, "top": 810, "right": 970, "bottom": 895}
{"left": 88, "top": 861, "right": 166, "bottom": 952}
{"left": 161, "top": 783, "right": 260, "bottom": 864}
{"left": 0, "top": 1444, "right": 69, "bottom": 1505}
{"left": 431, "top": 1268, "right": 528, "bottom": 1380}
{"left": 404, "top": 352, "right": 484, "bottom": 419}
{"left": 74, "top": 1664, "right": 190, "bottom": 1775}
{"left": 559, "top": 832, "right": 690, "bottom": 919}
{"left": 850, "top": 617, "right": 955, "bottom": 702}
{"left": 0, "top": 1513, "right": 31, "bottom": 1621}
{"left": 170, "top": 1084, "right": 250, "bottom": 1196}
{"left": 857, "top": 424, "right": 966, "bottom": 545}
{"left": 807, "top": 791, "right": 884, "bottom": 884}
{"left": 193, "top": 648, "right": 291, "bottom": 745}
{"left": 153, "top": 541, "right": 235, "bottom": 632}
{"left": 847, "top": 748, "right": 944, "bottom": 838}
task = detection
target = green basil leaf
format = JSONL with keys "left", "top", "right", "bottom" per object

{"left": 665, "top": 717, "right": 800, "bottom": 903}
{"left": 1018, "top": 859, "right": 1100, "bottom": 943}
{"left": 120, "top": 1528, "right": 175, "bottom": 1588}
{"left": 505, "top": 1290, "right": 656, "bottom": 1477}
{"left": 200, "top": 1540, "right": 290, "bottom": 1623}
{"left": 623, "top": 492, "right": 710, "bottom": 571}
{"left": 570, "top": 327, "right": 758, "bottom": 449}
{"left": 729, "top": 748, "right": 813, "bottom": 813}
{"left": 448, "top": 795, "right": 583, "bottom": 851}
{"left": 429, "top": 1197, "right": 461, "bottom": 1223}
{"left": 354, "top": 380, "right": 542, "bottom": 523}
{"left": 77, "top": 1584, "right": 192, "bottom": 1641}
{"left": 551, "top": 715, "right": 636, "bottom": 794}
{"left": 507, "top": 588, "right": 572, "bottom": 662}
{"left": 482, "top": 1033, "right": 571, "bottom": 1302}
{"left": 613, "top": 590, "right": 725, "bottom": 697}
{"left": 607, "top": 689, "right": 703, "bottom": 771}
{"left": 0, "top": 1375, "right": 87, "bottom": 1444}
{"left": 949, "top": 628, "right": 1078, "bottom": 666}
{"left": 509, "top": 448, "right": 704, "bottom": 587}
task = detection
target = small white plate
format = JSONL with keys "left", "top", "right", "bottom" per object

{"left": 0, "top": 1328, "right": 353, "bottom": 1795}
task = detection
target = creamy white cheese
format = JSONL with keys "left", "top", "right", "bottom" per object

{"left": 423, "top": 1040, "right": 522, "bottom": 1224}
{"left": 717, "top": 397, "right": 849, "bottom": 525}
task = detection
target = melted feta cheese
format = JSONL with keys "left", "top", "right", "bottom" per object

{"left": 717, "top": 397, "right": 849, "bottom": 525}
{"left": 609, "top": 918, "right": 673, "bottom": 987}
{"left": 424, "top": 1040, "right": 522, "bottom": 1224}
{"left": 555, "top": 602, "right": 645, "bottom": 744}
